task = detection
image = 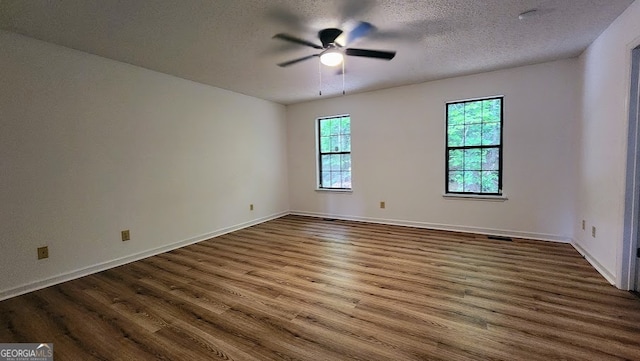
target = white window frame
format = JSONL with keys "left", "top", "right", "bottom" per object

{"left": 316, "top": 114, "right": 352, "bottom": 192}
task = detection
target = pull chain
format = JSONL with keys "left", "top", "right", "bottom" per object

{"left": 318, "top": 57, "right": 346, "bottom": 96}
{"left": 318, "top": 59, "right": 322, "bottom": 96}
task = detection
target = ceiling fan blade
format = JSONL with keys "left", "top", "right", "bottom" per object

{"left": 319, "top": 28, "right": 343, "bottom": 48}
{"left": 346, "top": 21, "right": 375, "bottom": 45}
{"left": 345, "top": 48, "right": 396, "bottom": 60}
{"left": 273, "top": 34, "right": 323, "bottom": 49}
{"left": 277, "top": 54, "right": 319, "bottom": 67}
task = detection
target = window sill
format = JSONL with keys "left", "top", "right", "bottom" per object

{"left": 442, "top": 193, "right": 508, "bottom": 201}
{"left": 316, "top": 188, "right": 353, "bottom": 193}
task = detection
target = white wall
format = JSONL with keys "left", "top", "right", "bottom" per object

{"left": 287, "top": 59, "right": 579, "bottom": 243}
{"left": 576, "top": 0, "right": 640, "bottom": 288}
{"left": 0, "top": 31, "right": 289, "bottom": 300}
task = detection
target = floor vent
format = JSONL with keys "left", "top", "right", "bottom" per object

{"left": 488, "top": 235, "right": 513, "bottom": 242}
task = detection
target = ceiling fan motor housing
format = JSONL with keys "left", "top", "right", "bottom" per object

{"left": 319, "top": 28, "right": 343, "bottom": 47}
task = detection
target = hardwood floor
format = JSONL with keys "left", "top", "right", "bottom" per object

{"left": 2, "top": 215, "right": 640, "bottom": 360}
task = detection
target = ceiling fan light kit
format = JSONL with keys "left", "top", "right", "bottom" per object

{"left": 320, "top": 49, "right": 343, "bottom": 67}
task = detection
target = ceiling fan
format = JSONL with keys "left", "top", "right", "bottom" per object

{"left": 273, "top": 22, "right": 396, "bottom": 68}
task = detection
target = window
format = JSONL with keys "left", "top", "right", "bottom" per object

{"left": 446, "top": 97, "right": 503, "bottom": 195}
{"left": 318, "top": 115, "right": 351, "bottom": 190}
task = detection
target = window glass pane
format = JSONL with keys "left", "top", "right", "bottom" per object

{"left": 320, "top": 136, "right": 331, "bottom": 153}
{"left": 320, "top": 119, "right": 331, "bottom": 136}
{"left": 448, "top": 103, "right": 465, "bottom": 126}
{"left": 463, "top": 171, "right": 481, "bottom": 192}
{"left": 330, "top": 119, "right": 340, "bottom": 134}
{"left": 341, "top": 154, "right": 351, "bottom": 171}
{"left": 464, "top": 102, "right": 482, "bottom": 124}
{"left": 321, "top": 155, "right": 331, "bottom": 172}
{"left": 448, "top": 149, "right": 464, "bottom": 170}
{"left": 481, "top": 148, "right": 500, "bottom": 171}
{"left": 481, "top": 171, "right": 499, "bottom": 193}
{"left": 447, "top": 125, "right": 464, "bottom": 147}
{"left": 481, "top": 122, "right": 500, "bottom": 145}
{"left": 330, "top": 135, "right": 340, "bottom": 152}
{"left": 342, "top": 171, "right": 351, "bottom": 188}
{"left": 330, "top": 154, "right": 341, "bottom": 171}
{"left": 341, "top": 117, "right": 350, "bottom": 134}
{"left": 331, "top": 172, "right": 341, "bottom": 188}
{"left": 482, "top": 99, "right": 501, "bottom": 122}
{"left": 464, "top": 149, "right": 481, "bottom": 170}
{"left": 340, "top": 134, "right": 351, "bottom": 152}
{"left": 464, "top": 124, "right": 482, "bottom": 146}
{"left": 448, "top": 171, "right": 464, "bottom": 192}
{"left": 321, "top": 171, "right": 332, "bottom": 188}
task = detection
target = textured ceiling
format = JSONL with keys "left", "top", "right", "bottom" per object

{"left": 0, "top": 0, "right": 634, "bottom": 105}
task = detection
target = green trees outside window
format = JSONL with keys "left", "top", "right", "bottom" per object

{"left": 446, "top": 97, "right": 503, "bottom": 194}
{"left": 318, "top": 115, "right": 351, "bottom": 189}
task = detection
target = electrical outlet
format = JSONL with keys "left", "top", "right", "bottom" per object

{"left": 582, "top": 220, "right": 585, "bottom": 230}
{"left": 380, "top": 201, "right": 385, "bottom": 209}
{"left": 37, "top": 246, "right": 49, "bottom": 260}
{"left": 250, "top": 204, "right": 254, "bottom": 211}
{"left": 591, "top": 226, "right": 596, "bottom": 238}
{"left": 121, "top": 230, "right": 130, "bottom": 242}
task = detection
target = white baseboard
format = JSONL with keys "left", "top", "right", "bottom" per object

{"left": 571, "top": 241, "right": 617, "bottom": 285}
{"left": 3, "top": 211, "right": 607, "bottom": 301}
{"left": 0, "top": 211, "right": 288, "bottom": 301}
{"left": 290, "top": 211, "right": 572, "bottom": 243}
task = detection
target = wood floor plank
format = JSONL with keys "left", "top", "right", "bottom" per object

{"left": 1, "top": 214, "right": 640, "bottom": 360}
